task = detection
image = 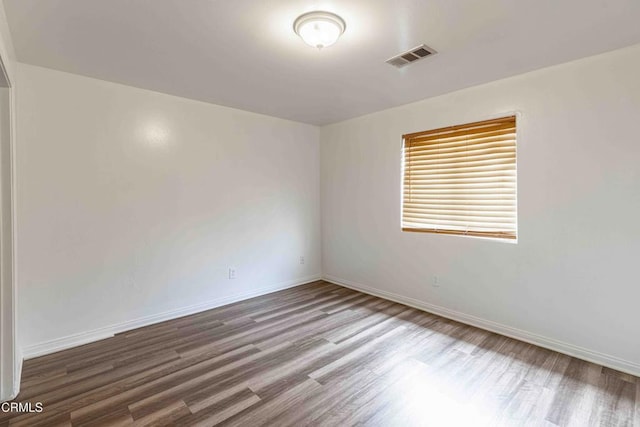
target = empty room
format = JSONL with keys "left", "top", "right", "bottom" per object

{"left": 0, "top": 0, "right": 639, "bottom": 426}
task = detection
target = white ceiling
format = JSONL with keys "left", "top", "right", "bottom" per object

{"left": 5, "top": 0, "right": 640, "bottom": 125}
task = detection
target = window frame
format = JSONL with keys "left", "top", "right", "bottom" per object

{"left": 401, "top": 113, "right": 519, "bottom": 242}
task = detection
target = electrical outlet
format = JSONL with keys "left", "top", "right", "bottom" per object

{"left": 432, "top": 275, "right": 440, "bottom": 288}
{"left": 300, "top": 256, "right": 305, "bottom": 265}
{"left": 228, "top": 268, "right": 236, "bottom": 280}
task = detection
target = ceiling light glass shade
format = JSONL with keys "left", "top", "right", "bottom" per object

{"left": 293, "top": 11, "right": 346, "bottom": 49}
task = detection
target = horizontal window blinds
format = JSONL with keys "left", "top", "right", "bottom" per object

{"left": 402, "top": 116, "right": 517, "bottom": 239}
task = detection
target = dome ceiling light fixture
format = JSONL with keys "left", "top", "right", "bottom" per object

{"left": 293, "top": 11, "right": 346, "bottom": 49}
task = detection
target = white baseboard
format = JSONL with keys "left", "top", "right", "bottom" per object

{"left": 22, "top": 275, "right": 321, "bottom": 360}
{"left": 323, "top": 275, "right": 640, "bottom": 378}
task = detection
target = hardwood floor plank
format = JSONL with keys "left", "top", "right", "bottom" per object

{"left": 267, "top": 366, "right": 379, "bottom": 426}
{"left": 183, "top": 392, "right": 261, "bottom": 427}
{"left": 222, "top": 378, "right": 323, "bottom": 427}
{"left": 2, "top": 280, "right": 636, "bottom": 426}
{"left": 185, "top": 384, "right": 253, "bottom": 414}
{"left": 18, "top": 363, "right": 116, "bottom": 401}
{"left": 587, "top": 374, "right": 636, "bottom": 426}
{"left": 544, "top": 359, "right": 595, "bottom": 425}
{"left": 130, "top": 399, "right": 190, "bottom": 426}
{"left": 635, "top": 381, "right": 640, "bottom": 426}
{"left": 316, "top": 358, "right": 428, "bottom": 426}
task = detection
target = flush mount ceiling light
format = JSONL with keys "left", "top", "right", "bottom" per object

{"left": 293, "top": 11, "right": 346, "bottom": 49}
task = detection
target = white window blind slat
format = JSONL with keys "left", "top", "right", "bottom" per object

{"left": 405, "top": 138, "right": 515, "bottom": 155}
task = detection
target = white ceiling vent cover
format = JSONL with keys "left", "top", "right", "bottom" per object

{"left": 386, "top": 44, "right": 436, "bottom": 68}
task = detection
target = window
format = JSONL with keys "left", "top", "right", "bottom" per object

{"left": 402, "top": 116, "right": 517, "bottom": 240}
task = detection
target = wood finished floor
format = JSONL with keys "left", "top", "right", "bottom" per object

{"left": 1, "top": 281, "right": 638, "bottom": 427}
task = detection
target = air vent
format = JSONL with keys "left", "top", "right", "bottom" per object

{"left": 386, "top": 44, "right": 436, "bottom": 68}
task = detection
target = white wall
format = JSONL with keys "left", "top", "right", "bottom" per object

{"left": 321, "top": 44, "right": 640, "bottom": 373}
{"left": 16, "top": 63, "right": 321, "bottom": 355}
